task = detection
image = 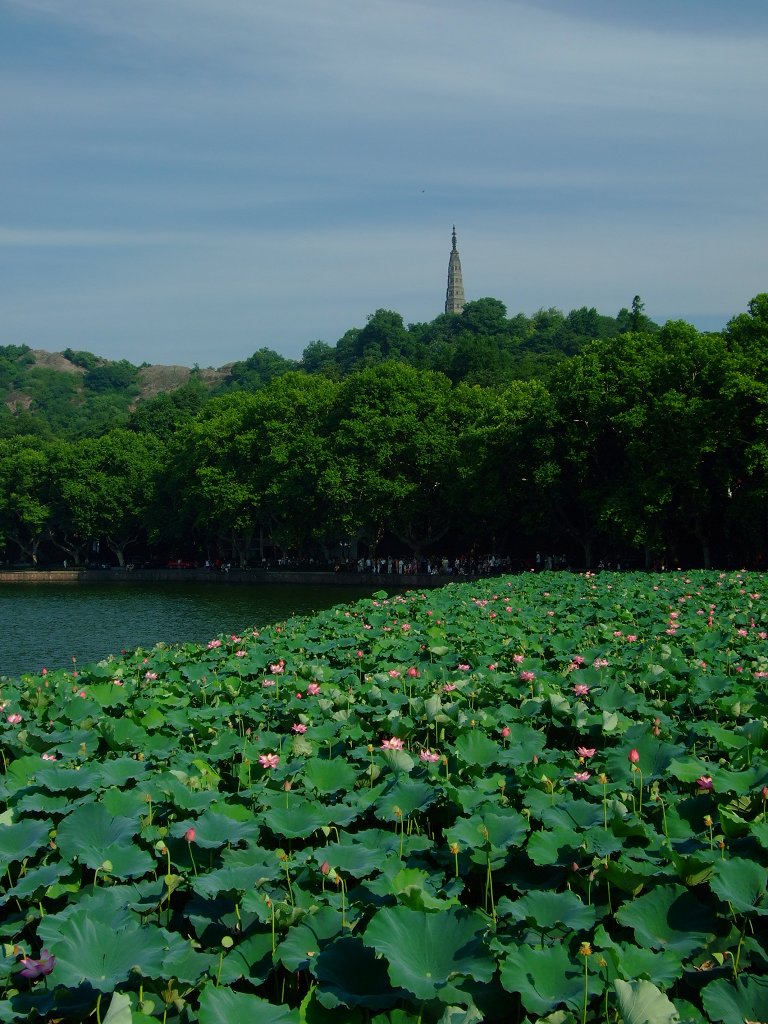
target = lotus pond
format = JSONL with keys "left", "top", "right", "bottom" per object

{"left": 1, "top": 570, "right": 768, "bottom": 1024}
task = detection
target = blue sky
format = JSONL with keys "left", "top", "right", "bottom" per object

{"left": 1, "top": 0, "right": 766, "bottom": 366}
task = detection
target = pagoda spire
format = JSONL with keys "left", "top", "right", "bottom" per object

{"left": 445, "top": 225, "right": 465, "bottom": 314}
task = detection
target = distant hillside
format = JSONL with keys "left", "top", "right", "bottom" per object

{"left": 0, "top": 344, "right": 231, "bottom": 438}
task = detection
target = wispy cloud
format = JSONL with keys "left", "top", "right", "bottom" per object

{"left": 1, "top": 0, "right": 766, "bottom": 362}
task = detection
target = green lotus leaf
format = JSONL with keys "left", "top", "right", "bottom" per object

{"left": 750, "top": 820, "right": 768, "bottom": 850}
{"left": 363, "top": 906, "right": 493, "bottom": 1001}
{"left": 435, "top": 1005, "right": 484, "bottom": 1024}
{"left": 303, "top": 756, "right": 358, "bottom": 795}
{"left": 615, "top": 884, "right": 717, "bottom": 956}
{"left": 454, "top": 731, "right": 500, "bottom": 767}
{"left": 0, "top": 862, "right": 69, "bottom": 904}
{"left": 102, "top": 991, "right": 132, "bottom": 1024}
{"left": 499, "top": 943, "right": 583, "bottom": 1015}
{"left": 717, "top": 806, "right": 750, "bottom": 838}
{"left": 262, "top": 800, "right": 331, "bottom": 839}
{"left": 701, "top": 975, "right": 768, "bottom": 1024}
{"left": 151, "top": 772, "right": 218, "bottom": 812}
{"left": 100, "top": 786, "right": 149, "bottom": 819}
{"left": 56, "top": 803, "right": 153, "bottom": 878}
{"left": 37, "top": 912, "right": 195, "bottom": 992}
{"left": 497, "top": 723, "right": 546, "bottom": 764}
{"left": 197, "top": 983, "right": 300, "bottom": 1023}
{"left": 317, "top": 841, "right": 383, "bottom": 877}
{"left": 709, "top": 858, "right": 768, "bottom": 915}
{"left": 33, "top": 764, "right": 100, "bottom": 793}
{"left": 215, "top": 932, "right": 273, "bottom": 986}
{"left": 100, "top": 716, "right": 149, "bottom": 751}
{"left": 445, "top": 810, "right": 527, "bottom": 853}
{"left": 526, "top": 826, "right": 582, "bottom": 866}
{"left": 275, "top": 906, "right": 343, "bottom": 971}
{"left": 375, "top": 780, "right": 438, "bottom": 820}
{"left": 500, "top": 889, "right": 596, "bottom": 932}
{"left": 379, "top": 748, "right": 415, "bottom": 773}
{"left": 313, "top": 934, "right": 405, "bottom": 1010}
{"left": 540, "top": 799, "right": 605, "bottom": 831}
{"left": 191, "top": 859, "right": 280, "bottom": 898}
{"left": 171, "top": 809, "right": 258, "bottom": 849}
{"left": 0, "top": 818, "right": 53, "bottom": 866}
{"left": 97, "top": 756, "right": 149, "bottom": 788}
{"left": 614, "top": 978, "right": 679, "bottom": 1024}
{"left": 605, "top": 736, "right": 685, "bottom": 783}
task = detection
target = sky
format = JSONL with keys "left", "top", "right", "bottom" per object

{"left": 1, "top": 0, "right": 767, "bottom": 367}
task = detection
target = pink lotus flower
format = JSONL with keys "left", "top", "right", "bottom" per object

{"left": 259, "top": 753, "right": 280, "bottom": 769}
{"left": 262, "top": 679, "right": 276, "bottom": 687}
{"left": 419, "top": 749, "right": 441, "bottom": 763}
{"left": 144, "top": 671, "right": 158, "bottom": 680}
{"left": 292, "top": 723, "right": 307, "bottom": 733}
{"left": 19, "top": 949, "right": 55, "bottom": 979}
{"left": 41, "top": 753, "right": 57, "bottom": 761}
{"left": 572, "top": 684, "right": 590, "bottom": 697}
{"left": 235, "top": 650, "right": 247, "bottom": 657}
{"left": 388, "top": 670, "right": 401, "bottom": 678}
{"left": 593, "top": 658, "right": 609, "bottom": 669}
{"left": 576, "top": 746, "right": 596, "bottom": 759}
{"left": 184, "top": 827, "right": 196, "bottom": 843}
{"left": 501, "top": 726, "right": 511, "bottom": 738}
{"left": 381, "top": 737, "right": 404, "bottom": 750}
{"left": 696, "top": 775, "right": 714, "bottom": 790}
{"left": 307, "top": 682, "right": 321, "bottom": 695}
{"left": 6, "top": 713, "right": 22, "bottom": 725}
{"left": 572, "top": 771, "right": 591, "bottom": 782}
{"left": 520, "top": 670, "right": 536, "bottom": 683}
{"left": 443, "top": 683, "right": 457, "bottom": 692}
{"left": 512, "top": 653, "right": 525, "bottom": 664}
{"left": 628, "top": 748, "right": 640, "bottom": 764}
{"left": 270, "top": 660, "right": 285, "bottom": 674}
{"left": 458, "top": 663, "right": 471, "bottom": 671}
{"left": 207, "top": 639, "right": 222, "bottom": 649}
{"left": 406, "top": 667, "right": 420, "bottom": 678}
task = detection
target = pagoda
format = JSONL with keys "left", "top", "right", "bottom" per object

{"left": 444, "top": 226, "right": 465, "bottom": 314}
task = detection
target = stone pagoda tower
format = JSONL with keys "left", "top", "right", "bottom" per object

{"left": 444, "top": 226, "right": 465, "bottom": 314}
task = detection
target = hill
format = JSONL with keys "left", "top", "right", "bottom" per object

{"left": 0, "top": 345, "right": 230, "bottom": 438}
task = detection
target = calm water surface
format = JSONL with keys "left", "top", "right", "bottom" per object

{"left": 1, "top": 581, "right": 377, "bottom": 678}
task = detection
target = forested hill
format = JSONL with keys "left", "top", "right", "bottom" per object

{"left": 1, "top": 297, "right": 654, "bottom": 439}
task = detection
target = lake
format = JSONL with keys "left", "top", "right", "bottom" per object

{"left": 1, "top": 581, "right": 378, "bottom": 678}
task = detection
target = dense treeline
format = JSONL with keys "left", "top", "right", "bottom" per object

{"left": 2, "top": 295, "right": 767, "bottom": 570}
{"left": 0, "top": 298, "right": 650, "bottom": 440}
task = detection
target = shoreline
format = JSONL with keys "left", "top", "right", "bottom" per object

{"left": 0, "top": 567, "right": 467, "bottom": 588}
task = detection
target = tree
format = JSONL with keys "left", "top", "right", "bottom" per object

{"left": 0, "top": 438, "right": 57, "bottom": 565}
{"left": 58, "top": 430, "right": 165, "bottom": 566}
{"left": 326, "top": 363, "right": 461, "bottom": 555}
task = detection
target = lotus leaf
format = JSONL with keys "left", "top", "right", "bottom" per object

{"left": 614, "top": 978, "right": 679, "bottom": 1024}
{"left": 37, "top": 912, "right": 197, "bottom": 992}
{"left": 709, "top": 858, "right": 768, "bottom": 915}
{"left": 197, "top": 984, "right": 300, "bottom": 1023}
{"left": 615, "top": 885, "right": 717, "bottom": 956}
{"left": 363, "top": 906, "right": 493, "bottom": 1002}
{"left": 56, "top": 803, "right": 153, "bottom": 878}
{"left": 499, "top": 943, "right": 584, "bottom": 1015}
{"left": 313, "top": 934, "right": 405, "bottom": 1010}
{"left": 700, "top": 975, "right": 768, "bottom": 1024}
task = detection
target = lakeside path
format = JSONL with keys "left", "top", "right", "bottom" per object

{"left": 0, "top": 568, "right": 464, "bottom": 587}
